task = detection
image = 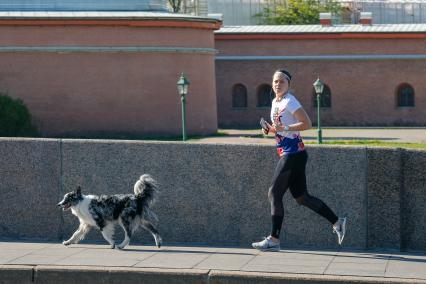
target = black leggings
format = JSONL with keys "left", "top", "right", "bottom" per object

{"left": 268, "top": 151, "right": 338, "bottom": 238}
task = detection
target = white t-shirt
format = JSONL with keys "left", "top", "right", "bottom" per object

{"left": 270, "top": 92, "right": 305, "bottom": 156}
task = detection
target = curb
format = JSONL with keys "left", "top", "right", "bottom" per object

{"left": 34, "top": 266, "right": 209, "bottom": 284}
{"left": 2, "top": 265, "right": 426, "bottom": 284}
{"left": 0, "top": 265, "right": 33, "bottom": 284}
{"left": 209, "top": 270, "right": 426, "bottom": 284}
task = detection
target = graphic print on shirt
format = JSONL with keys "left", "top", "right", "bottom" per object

{"left": 273, "top": 107, "right": 282, "bottom": 126}
{"left": 271, "top": 94, "right": 305, "bottom": 157}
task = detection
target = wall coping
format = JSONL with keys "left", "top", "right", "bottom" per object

{"left": 0, "top": 137, "right": 423, "bottom": 153}
{"left": 0, "top": 11, "right": 222, "bottom": 29}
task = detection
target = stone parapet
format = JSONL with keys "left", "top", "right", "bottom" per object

{"left": 0, "top": 138, "right": 424, "bottom": 250}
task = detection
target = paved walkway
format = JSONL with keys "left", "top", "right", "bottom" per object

{"left": 1, "top": 241, "right": 426, "bottom": 283}
{"left": 194, "top": 128, "right": 426, "bottom": 144}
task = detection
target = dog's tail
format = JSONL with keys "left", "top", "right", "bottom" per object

{"left": 134, "top": 174, "right": 158, "bottom": 206}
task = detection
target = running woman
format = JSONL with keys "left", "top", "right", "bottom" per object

{"left": 252, "top": 69, "right": 347, "bottom": 252}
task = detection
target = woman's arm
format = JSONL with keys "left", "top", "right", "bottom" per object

{"left": 269, "top": 107, "right": 312, "bottom": 133}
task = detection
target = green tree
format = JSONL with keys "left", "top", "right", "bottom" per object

{"left": 168, "top": 0, "right": 182, "bottom": 12}
{"left": 0, "top": 93, "right": 38, "bottom": 137}
{"left": 256, "top": 0, "right": 341, "bottom": 25}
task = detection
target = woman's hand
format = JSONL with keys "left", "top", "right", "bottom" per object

{"left": 265, "top": 121, "right": 276, "bottom": 134}
{"left": 271, "top": 123, "right": 292, "bottom": 133}
{"left": 262, "top": 123, "right": 270, "bottom": 134}
{"left": 274, "top": 124, "right": 284, "bottom": 132}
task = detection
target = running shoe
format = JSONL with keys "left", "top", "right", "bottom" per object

{"left": 333, "top": 217, "right": 347, "bottom": 245}
{"left": 252, "top": 237, "right": 281, "bottom": 252}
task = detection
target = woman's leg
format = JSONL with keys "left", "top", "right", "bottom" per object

{"left": 252, "top": 156, "right": 293, "bottom": 251}
{"left": 268, "top": 156, "right": 292, "bottom": 239}
{"left": 295, "top": 192, "right": 338, "bottom": 224}
{"left": 289, "top": 151, "right": 338, "bottom": 225}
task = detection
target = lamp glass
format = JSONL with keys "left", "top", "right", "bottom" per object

{"left": 313, "top": 78, "right": 324, "bottom": 94}
{"left": 177, "top": 74, "right": 190, "bottom": 96}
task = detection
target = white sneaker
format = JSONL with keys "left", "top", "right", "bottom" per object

{"left": 333, "top": 217, "right": 347, "bottom": 245}
{"left": 252, "top": 237, "right": 280, "bottom": 252}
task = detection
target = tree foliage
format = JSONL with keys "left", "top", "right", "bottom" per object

{"left": 0, "top": 93, "right": 38, "bottom": 137}
{"left": 168, "top": 0, "right": 182, "bottom": 12}
{"left": 256, "top": 0, "right": 341, "bottom": 25}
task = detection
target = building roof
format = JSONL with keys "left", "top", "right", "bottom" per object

{"left": 216, "top": 24, "right": 426, "bottom": 34}
{"left": 0, "top": 11, "right": 205, "bottom": 20}
{"left": 0, "top": 0, "right": 168, "bottom": 11}
{"left": 0, "top": 11, "right": 222, "bottom": 29}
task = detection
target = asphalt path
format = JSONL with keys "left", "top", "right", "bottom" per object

{"left": 195, "top": 128, "right": 426, "bottom": 144}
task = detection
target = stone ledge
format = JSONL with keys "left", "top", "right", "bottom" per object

{"left": 34, "top": 266, "right": 209, "bottom": 284}
{"left": 209, "top": 270, "right": 426, "bottom": 284}
{"left": 2, "top": 265, "right": 426, "bottom": 284}
{"left": 0, "top": 265, "right": 33, "bottom": 284}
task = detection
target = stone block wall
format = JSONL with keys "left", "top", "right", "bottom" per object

{"left": 0, "top": 139, "right": 424, "bottom": 250}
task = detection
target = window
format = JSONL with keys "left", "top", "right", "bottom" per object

{"left": 232, "top": 84, "right": 247, "bottom": 108}
{"left": 313, "top": 84, "right": 331, "bottom": 108}
{"left": 397, "top": 83, "right": 415, "bottom": 107}
{"left": 257, "top": 84, "right": 272, "bottom": 107}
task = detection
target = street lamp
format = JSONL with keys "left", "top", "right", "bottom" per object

{"left": 177, "top": 73, "right": 190, "bottom": 141}
{"left": 313, "top": 78, "right": 324, "bottom": 144}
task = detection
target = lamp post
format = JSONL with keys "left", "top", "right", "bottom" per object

{"left": 177, "top": 73, "right": 190, "bottom": 141}
{"left": 313, "top": 78, "right": 324, "bottom": 144}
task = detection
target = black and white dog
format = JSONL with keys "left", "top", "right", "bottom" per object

{"left": 57, "top": 174, "right": 162, "bottom": 249}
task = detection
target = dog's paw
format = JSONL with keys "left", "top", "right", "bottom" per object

{"left": 155, "top": 236, "right": 162, "bottom": 248}
{"left": 115, "top": 245, "right": 125, "bottom": 250}
{"left": 110, "top": 243, "right": 116, "bottom": 249}
{"left": 62, "top": 240, "right": 71, "bottom": 246}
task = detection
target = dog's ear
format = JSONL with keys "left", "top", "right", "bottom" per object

{"left": 76, "top": 186, "right": 82, "bottom": 196}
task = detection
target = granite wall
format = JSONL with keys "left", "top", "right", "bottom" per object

{"left": 0, "top": 138, "right": 61, "bottom": 240}
{"left": 401, "top": 150, "right": 426, "bottom": 251}
{"left": 0, "top": 139, "right": 424, "bottom": 250}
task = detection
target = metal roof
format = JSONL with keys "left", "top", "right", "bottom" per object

{"left": 0, "top": 0, "right": 168, "bottom": 11}
{"left": 216, "top": 24, "right": 426, "bottom": 33}
{"left": 0, "top": 11, "right": 214, "bottom": 21}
